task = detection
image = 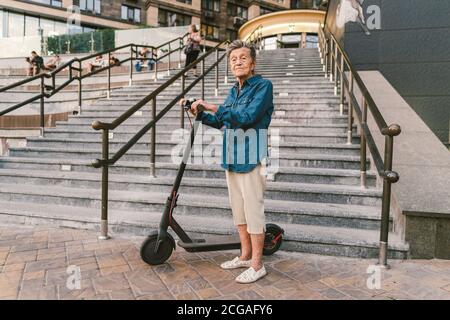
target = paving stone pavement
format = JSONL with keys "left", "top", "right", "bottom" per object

{"left": 1, "top": 224, "right": 450, "bottom": 300}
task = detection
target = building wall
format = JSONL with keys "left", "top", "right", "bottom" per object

{"left": 341, "top": 0, "right": 450, "bottom": 146}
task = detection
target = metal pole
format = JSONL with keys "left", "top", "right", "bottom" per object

{"left": 167, "top": 42, "right": 171, "bottom": 76}
{"left": 99, "top": 129, "right": 110, "bottom": 240}
{"left": 346, "top": 72, "right": 353, "bottom": 145}
{"left": 129, "top": 45, "right": 134, "bottom": 86}
{"left": 40, "top": 76, "right": 45, "bottom": 137}
{"left": 201, "top": 59, "right": 205, "bottom": 100}
{"left": 224, "top": 43, "right": 229, "bottom": 84}
{"left": 339, "top": 54, "right": 344, "bottom": 115}
{"left": 378, "top": 136, "right": 394, "bottom": 268}
{"left": 78, "top": 60, "right": 82, "bottom": 114}
{"left": 107, "top": 52, "right": 111, "bottom": 99}
{"left": 178, "top": 39, "right": 182, "bottom": 69}
{"left": 324, "top": 39, "right": 328, "bottom": 75}
{"left": 154, "top": 49, "right": 158, "bottom": 82}
{"left": 330, "top": 39, "right": 334, "bottom": 82}
{"left": 334, "top": 43, "right": 338, "bottom": 94}
{"left": 215, "top": 48, "right": 219, "bottom": 97}
{"left": 360, "top": 97, "right": 367, "bottom": 188}
{"left": 181, "top": 74, "right": 185, "bottom": 129}
{"left": 150, "top": 98, "right": 156, "bottom": 177}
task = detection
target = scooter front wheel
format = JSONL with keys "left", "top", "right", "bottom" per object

{"left": 140, "top": 234, "right": 174, "bottom": 265}
{"left": 263, "top": 223, "right": 284, "bottom": 256}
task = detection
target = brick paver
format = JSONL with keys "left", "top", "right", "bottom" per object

{"left": 1, "top": 224, "right": 450, "bottom": 300}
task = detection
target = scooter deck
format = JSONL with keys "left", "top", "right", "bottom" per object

{"left": 178, "top": 235, "right": 241, "bottom": 253}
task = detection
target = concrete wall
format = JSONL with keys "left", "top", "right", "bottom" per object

{"left": 0, "top": 36, "right": 42, "bottom": 58}
{"left": 342, "top": 0, "right": 450, "bottom": 146}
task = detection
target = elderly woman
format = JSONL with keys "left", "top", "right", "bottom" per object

{"left": 189, "top": 40, "right": 274, "bottom": 283}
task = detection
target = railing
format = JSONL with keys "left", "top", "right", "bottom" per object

{"left": 91, "top": 40, "right": 231, "bottom": 240}
{"left": 0, "top": 33, "right": 189, "bottom": 137}
{"left": 318, "top": 25, "right": 401, "bottom": 267}
{"left": 246, "top": 24, "right": 264, "bottom": 51}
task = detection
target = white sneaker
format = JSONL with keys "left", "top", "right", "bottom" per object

{"left": 235, "top": 266, "right": 267, "bottom": 284}
{"left": 220, "top": 256, "right": 252, "bottom": 270}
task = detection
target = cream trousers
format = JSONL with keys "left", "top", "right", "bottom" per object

{"left": 225, "top": 163, "right": 267, "bottom": 234}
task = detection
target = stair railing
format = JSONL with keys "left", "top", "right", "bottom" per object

{"left": 318, "top": 25, "right": 401, "bottom": 268}
{"left": 0, "top": 33, "right": 189, "bottom": 137}
{"left": 91, "top": 40, "right": 230, "bottom": 240}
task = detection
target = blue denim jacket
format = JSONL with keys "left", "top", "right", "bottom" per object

{"left": 201, "top": 74, "right": 274, "bottom": 173}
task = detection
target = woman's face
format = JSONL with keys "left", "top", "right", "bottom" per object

{"left": 229, "top": 47, "right": 255, "bottom": 80}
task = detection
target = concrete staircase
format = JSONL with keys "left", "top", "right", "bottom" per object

{"left": 0, "top": 47, "right": 409, "bottom": 259}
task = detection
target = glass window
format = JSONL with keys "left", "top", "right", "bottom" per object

{"left": 226, "top": 29, "right": 237, "bottom": 41}
{"left": 202, "top": 0, "right": 220, "bottom": 12}
{"left": 201, "top": 24, "right": 219, "bottom": 41}
{"left": 0, "top": 10, "right": 4, "bottom": 38}
{"left": 40, "top": 18, "right": 55, "bottom": 36}
{"left": 158, "top": 9, "right": 191, "bottom": 27}
{"left": 227, "top": 3, "right": 247, "bottom": 19}
{"left": 121, "top": 5, "right": 141, "bottom": 23}
{"left": 54, "top": 20, "right": 67, "bottom": 35}
{"left": 25, "top": 15, "right": 40, "bottom": 36}
{"left": 176, "top": 0, "right": 192, "bottom": 4}
{"left": 8, "top": 12, "right": 25, "bottom": 38}
{"left": 80, "top": 0, "right": 101, "bottom": 14}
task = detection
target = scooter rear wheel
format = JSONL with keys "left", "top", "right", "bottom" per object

{"left": 263, "top": 224, "right": 284, "bottom": 256}
{"left": 140, "top": 234, "right": 174, "bottom": 265}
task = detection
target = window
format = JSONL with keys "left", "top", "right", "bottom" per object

{"left": 176, "top": 0, "right": 192, "bottom": 4}
{"left": 260, "top": 6, "right": 274, "bottom": 15}
{"left": 8, "top": 12, "right": 25, "bottom": 37}
{"left": 25, "top": 15, "right": 40, "bottom": 36}
{"left": 29, "top": 0, "right": 62, "bottom": 7}
{"left": 202, "top": 0, "right": 220, "bottom": 12}
{"left": 201, "top": 23, "right": 219, "bottom": 40}
{"left": 121, "top": 5, "right": 141, "bottom": 23}
{"left": 80, "top": 0, "right": 101, "bottom": 14}
{"left": 158, "top": 9, "right": 191, "bottom": 27}
{"left": 226, "top": 29, "right": 237, "bottom": 41}
{"left": 227, "top": 3, "right": 248, "bottom": 19}
{"left": 0, "top": 10, "right": 5, "bottom": 38}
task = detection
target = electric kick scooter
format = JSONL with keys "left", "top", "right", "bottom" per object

{"left": 140, "top": 99, "right": 284, "bottom": 265}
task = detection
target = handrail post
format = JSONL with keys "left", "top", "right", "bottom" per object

{"left": 360, "top": 97, "right": 367, "bottom": 188}
{"left": 181, "top": 74, "right": 185, "bottom": 129}
{"left": 378, "top": 135, "right": 395, "bottom": 268}
{"left": 215, "top": 48, "right": 219, "bottom": 97}
{"left": 39, "top": 76, "right": 45, "bottom": 137}
{"left": 324, "top": 39, "right": 328, "bottom": 75}
{"left": 78, "top": 60, "right": 82, "bottom": 114}
{"left": 334, "top": 43, "right": 338, "bottom": 95}
{"left": 330, "top": 39, "right": 334, "bottom": 82}
{"left": 129, "top": 45, "right": 134, "bottom": 86}
{"left": 167, "top": 42, "right": 171, "bottom": 76}
{"left": 99, "top": 129, "right": 110, "bottom": 240}
{"left": 107, "top": 52, "right": 111, "bottom": 99}
{"left": 203, "top": 33, "right": 206, "bottom": 53}
{"left": 150, "top": 98, "right": 156, "bottom": 178}
{"left": 154, "top": 51, "right": 158, "bottom": 82}
{"left": 201, "top": 59, "right": 205, "bottom": 100}
{"left": 224, "top": 43, "right": 229, "bottom": 84}
{"left": 339, "top": 53, "right": 344, "bottom": 115}
{"left": 178, "top": 38, "right": 182, "bottom": 69}
{"left": 346, "top": 71, "right": 354, "bottom": 145}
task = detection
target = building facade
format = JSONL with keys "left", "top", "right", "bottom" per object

{"left": 0, "top": 0, "right": 326, "bottom": 42}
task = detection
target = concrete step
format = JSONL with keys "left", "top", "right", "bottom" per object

{"left": 0, "top": 168, "right": 381, "bottom": 207}
{"left": 0, "top": 200, "right": 408, "bottom": 259}
{"left": 26, "top": 136, "right": 361, "bottom": 156}
{"left": 7, "top": 147, "right": 368, "bottom": 170}
{"left": 0, "top": 157, "right": 376, "bottom": 186}
{"left": 0, "top": 182, "right": 384, "bottom": 230}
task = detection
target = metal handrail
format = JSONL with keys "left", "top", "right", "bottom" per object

{"left": 91, "top": 40, "right": 230, "bottom": 240}
{"left": 318, "top": 25, "right": 401, "bottom": 268}
{"left": 0, "top": 33, "right": 189, "bottom": 136}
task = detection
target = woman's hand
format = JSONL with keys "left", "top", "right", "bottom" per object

{"left": 190, "top": 100, "right": 218, "bottom": 115}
